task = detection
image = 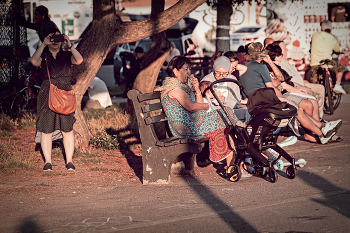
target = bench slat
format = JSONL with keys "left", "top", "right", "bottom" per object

{"left": 138, "top": 92, "right": 161, "bottom": 102}
{"left": 144, "top": 114, "right": 167, "bottom": 125}
{"left": 141, "top": 102, "right": 163, "bottom": 113}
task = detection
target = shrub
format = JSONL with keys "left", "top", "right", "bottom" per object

{"left": 0, "top": 114, "right": 15, "bottom": 131}
{"left": 89, "top": 132, "right": 121, "bottom": 150}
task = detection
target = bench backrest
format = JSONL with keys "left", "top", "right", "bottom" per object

{"left": 127, "top": 89, "right": 172, "bottom": 145}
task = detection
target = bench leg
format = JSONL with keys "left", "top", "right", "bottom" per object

{"left": 142, "top": 144, "right": 202, "bottom": 185}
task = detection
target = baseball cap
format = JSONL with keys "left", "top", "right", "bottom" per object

{"left": 321, "top": 20, "right": 332, "bottom": 31}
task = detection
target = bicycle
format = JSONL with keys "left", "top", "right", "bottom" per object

{"left": 11, "top": 69, "right": 41, "bottom": 114}
{"left": 318, "top": 59, "right": 342, "bottom": 115}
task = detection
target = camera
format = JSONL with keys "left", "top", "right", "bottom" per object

{"left": 50, "top": 34, "right": 65, "bottom": 42}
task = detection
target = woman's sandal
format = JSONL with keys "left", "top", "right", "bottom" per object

{"left": 329, "top": 135, "right": 343, "bottom": 143}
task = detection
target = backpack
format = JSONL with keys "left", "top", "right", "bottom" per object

{"left": 247, "top": 88, "right": 297, "bottom": 116}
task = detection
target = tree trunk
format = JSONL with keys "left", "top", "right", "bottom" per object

{"left": 71, "top": 0, "right": 207, "bottom": 148}
{"left": 216, "top": 0, "right": 233, "bottom": 52}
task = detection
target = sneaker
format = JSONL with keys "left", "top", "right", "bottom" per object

{"left": 241, "top": 169, "right": 253, "bottom": 178}
{"left": 319, "top": 131, "right": 337, "bottom": 144}
{"left": 262, "top": 148, "right": 279, "bottom": 162}
{"left": 274, "top": 159, "right": 284, "bottom": 171}
{"left": 334, "top": 84, "right": 346, "bottom": 94}
{"left": 66, "top": 162, "right": 75, "bottom": 171}
{"left": 288, "top": 117, "right": 301, "bottom": 137}
{"left": 43, "top": 163, "right": 52, "bottom": 171}
{"left": 321, "top": 119, "right": 342, "bottom": 138}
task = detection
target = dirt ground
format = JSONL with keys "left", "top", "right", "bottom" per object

{"left": 0, "top": 127, "right": 292, "bottom": 197}
{"left": 0, "top": 127, "right": 147, "bottom": 196}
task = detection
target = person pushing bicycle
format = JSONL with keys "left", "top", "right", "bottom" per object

{"left": 309, "top": 20, "right": 346, "bottom": 94}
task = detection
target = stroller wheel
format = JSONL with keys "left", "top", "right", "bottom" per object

{"left": 227, "top": 165, "right": 241, "bottom": 182}
{"left": 268, "top": 168, "right": 278, "bottom": 183}
{"left": 286, "top": 165, "right": 296, "bottom": 179}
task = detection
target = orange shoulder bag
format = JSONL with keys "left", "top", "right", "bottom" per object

{"left": 46, "top": 54, "right": 76, "bottom": 115}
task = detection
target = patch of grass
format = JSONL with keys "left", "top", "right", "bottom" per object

{"left": 342, "top": 84, "right": 350, "bottom": 94}
{"left": 0, "top": 130, "right": 12, "bottom": 139}
{"left": 35, "top": 182, "right": 53, "bottom": 186}
{"left": 54, "top": 171, "right": 67, "bottom": 176}
{"left": 52, "top": 148, "right": 64, "bottom": 159}
{"left": 73, "top": 149, "right": 101, "bottom": 158}
{"left": 42, "top": 172, "right": 53, "bottom": 177}
{"left": 90, "top": 166, "right": 108, "bottom": 171}
{"left": 17, "top": 121, "right": 36, "bottom": 130}
{"left": 108, "top": 84, "right": 126, "bottom": 96}
{"left": 0, "top": 143, "right": 14, "bottom": 149}
{"left": 0, "top": 131, "right": 20, "bottom": 140}
{"left": 89, "top": 132, "right": 121, "bottom": 150}
{"left": 0, "top": 114, "right": 16, "bottom": 131}
{"left": 0, "top": 149, "right": 32, "bottom": 172}
{"left": 79, "top": 158, "right": 101, "bottom": 164}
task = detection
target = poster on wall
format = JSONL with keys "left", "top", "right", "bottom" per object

{"left": 266, "top": 0, "right": 350, "bottom": 78}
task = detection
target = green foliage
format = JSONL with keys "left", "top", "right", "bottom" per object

{"left": 90, "top": 166, "right": 108, "bottom": 171}
{"left": 73, "top": 148, "right": 101, "bottom": 158}
{"left": 0, "top": 114, "right": 16, "bottom": 131}
{"left": 89, "top": 132, "right": 121, "bottom": 150}
{"left": 0, "top": 130, "right": 12, "bottom": 139}
{"left": 79, "top": 157, "right": 101, "bottom": 164}
{"left": 18, "top": 121, "right": 36, "bottom": 130}
{"left": 0, "top": 149, "right": 29, "bottom": 172}
{"left": 342, "top": 84, "right": 350, "bottom": 94}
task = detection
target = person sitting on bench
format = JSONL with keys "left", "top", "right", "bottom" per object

{"left": 154, "top": 56, "right": 244, "bottom": 176}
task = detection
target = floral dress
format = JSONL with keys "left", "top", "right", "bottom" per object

{"left": 162, "top": 90, "right": 238, "bottom": 162}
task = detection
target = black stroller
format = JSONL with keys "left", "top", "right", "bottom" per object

{"left": 209, "top": 79, "right": 298, "bottom": 183}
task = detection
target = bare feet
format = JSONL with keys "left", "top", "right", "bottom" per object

{"left": 304, "top": 133, "right": 318, "bottom": 143}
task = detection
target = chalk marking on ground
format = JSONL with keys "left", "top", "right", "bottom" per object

{"left": 44, "top": 189, "right": 347, "bottom": 232}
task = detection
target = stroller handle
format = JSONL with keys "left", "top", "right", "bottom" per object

{"left": 209, "top": 78, "right": 248, "bottom": 126}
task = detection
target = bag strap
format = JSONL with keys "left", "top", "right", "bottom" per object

{"left": 45, "top": 54, "right": 51, "bottom": 84}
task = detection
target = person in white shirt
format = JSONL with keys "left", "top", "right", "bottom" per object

{"left": 309, "top": 20, "right": 346, "bottom": 94}
{"left": 86, "top": 77, "right": 113, "bottom": 109}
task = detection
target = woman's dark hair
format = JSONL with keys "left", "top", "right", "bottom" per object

{"left": 224, "top": 51, "right": 239, "bottom": 61}
{"left": 166, "top": 56, "right": 191, "bottom": 77}
{"left": 266, "top": 44, "right": 282, "bottom": 61}
{"left": 237, "top": 45, "right": 246, "bottom": 53}
{"left": 271, "top": 40, "right": 283, "bottom": 47}
{"left": 46, "top": 27, "right": 61, "bottom": 37}
{"left": 210, "top": 51, "right": 223, "bottom": 69}
{"left": 35, "top": 5, "right": 49, "bottom": 18}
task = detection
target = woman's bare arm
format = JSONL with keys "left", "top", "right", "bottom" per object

{"left": 169, "top": 88, "right": 209, "bottom": 112}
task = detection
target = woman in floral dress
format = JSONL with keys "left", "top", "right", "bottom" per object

{"left": 155, "top": 56, "right": 243, "bottom": 174}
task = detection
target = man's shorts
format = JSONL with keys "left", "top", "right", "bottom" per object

{"left": 283, "top": 92, "right": 310, "bottom": 106}
{"left": 308, "top": 60, "right": 345, "bottom": 84}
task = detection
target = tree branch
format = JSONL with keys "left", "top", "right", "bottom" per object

{"left": 110, "top": 0, "right": 207, "bottom": 48}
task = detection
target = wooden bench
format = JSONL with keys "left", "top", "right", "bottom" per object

{"left": 127, "top": 89, "right": 209, "bottom": 185}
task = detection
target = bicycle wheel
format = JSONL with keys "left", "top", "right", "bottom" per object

{"left": 333, "top": 93, "right": 342, "bottom": 111}
{"left": 324, "top": 73, "right": 334, "bottom": 115}
{"left": 10, "top": 87, "right": 28, "bottom": 113}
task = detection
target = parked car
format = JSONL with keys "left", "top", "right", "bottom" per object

{"left": 230, "top": 26, "right": 266, "bottom": 52}
{"left": 135, "top": 35, "right": 203, "bottom": 58}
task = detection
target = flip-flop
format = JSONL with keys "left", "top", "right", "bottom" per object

{"left": 277, "top": 136, "right": 297, "bottom": 148}
{"left": 329, "top": 135, "right": 343, "bottom": 143}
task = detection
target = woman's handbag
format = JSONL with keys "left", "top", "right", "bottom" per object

{"left": 45, "top": 55, "right": 76, "bottom": 115}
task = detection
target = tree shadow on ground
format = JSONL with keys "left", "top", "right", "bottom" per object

{"left": 180, "top": 175, "right": 259, "bottom": 232}
{"left": 298, "top": 170, "right": 350, "bottom": 219}
{"left": 105, "top": 127, "right": 143, "bottom": 183}
{"left": 17, "top": 216, "right": 44, "bottom": 233}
